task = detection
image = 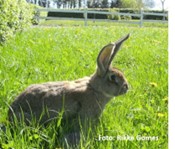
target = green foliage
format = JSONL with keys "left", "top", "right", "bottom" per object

{"left": 30, "top": 4, "right": 40, "bottom": 25}
{"left": 120, "top": 0, "right": 144, "bottom": 9}
{"left": 0, "top": 26, "right": 168, "bottom": 148}
{"left": 108, "top": 9, "right": 132, "bottom": 21}
{"left": 108, "top": 9, "right": 121, "bottom": 20}
{"left": 0, "top": 0, "right": 33, "bottom": 44}
{"left": 121, "top": 15, "right": 132, "bottom": 20}
{"left": 30, "top": 4, "right": 46, "bottom": 25}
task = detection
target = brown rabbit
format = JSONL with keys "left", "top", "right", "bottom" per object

{"left": 8, "top": 34, "right": 129, "bottom": 136}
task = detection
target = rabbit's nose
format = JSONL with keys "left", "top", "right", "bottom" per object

{"left": 123, "top": 83, "right": 128, "bottom": 90}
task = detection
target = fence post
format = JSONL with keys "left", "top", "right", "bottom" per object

{"left": 84, "top": 9, "right": 88, "bottom": 26}
{"left": 140, "top": 8, "right": 143, "bottom": 27}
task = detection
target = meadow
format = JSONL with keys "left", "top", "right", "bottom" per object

{"left": 0, "top": 25, "right": 168, "bottom": 149}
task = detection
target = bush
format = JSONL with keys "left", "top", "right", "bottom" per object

{"left": 0, "top": 0, "right": 33, "bottom": 44}
{"left": 143, "top": 10, "right": 168, "bottom": 20}
{"left": 120, "top": 15, "right": 132, "bottom": 20}
{"left": 48, "top": 9, "right": 108, "bottom": 20}
{"left": 31, "top": 6, "right": 40, "bottom": 25}
{"left": 108, "top": 9, "right": 120, "bottom": 20}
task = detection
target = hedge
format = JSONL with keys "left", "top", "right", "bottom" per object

{"left": 0, "top": 0, "right": 33, "bottom": 44}
{"left": 48, "top": 10, "right": 109, "bottom": 20}
{"left": 47, "top": 8, "right": 168, "bottom": 21}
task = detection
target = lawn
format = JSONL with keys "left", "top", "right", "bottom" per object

{"left": 0, "top": 25, "right": 168, "bottom": 149}
{"left": 39, "top": 19, "right": 168, "bottom": 28}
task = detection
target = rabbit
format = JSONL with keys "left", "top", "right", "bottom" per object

{"left": 8, "top": 34, "right": 130, "bottom": 145}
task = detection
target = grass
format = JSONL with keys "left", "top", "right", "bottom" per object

{"left": 0, "top": 25, "right": 168, "bottom": 149}
{"left": 38, "top": 19, "right": 168, "bottom": 28}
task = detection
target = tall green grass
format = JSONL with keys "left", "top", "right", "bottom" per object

{"left": 39, "top": 20, "right": 168, "bottom": 28}
{"left": 0, "top": 26, "right": 168, "bottom": 148}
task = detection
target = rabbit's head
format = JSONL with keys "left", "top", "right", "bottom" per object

{"left": 90, "top": 34, "right": 130, "bottom": 98}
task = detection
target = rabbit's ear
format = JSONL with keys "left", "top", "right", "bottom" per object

{"left": 97, "top": 34, "right": 130, "bottom": 76}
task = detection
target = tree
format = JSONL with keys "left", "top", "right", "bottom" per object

{"left": 142, "top": 0, "right": 155, "bottom": 8}
{"left": 119, "top": 0, "right": 144, "bottom": 9}
{"left": 102, "top": 0, "right": 109, "bottom": 8}
{"left": 116, "top": 0, "right": 122, "bottom": 8}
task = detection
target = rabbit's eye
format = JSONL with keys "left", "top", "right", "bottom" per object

{"left": 110, "top": 74, "right": 116, "bottom": 81}
{"left": 109, "top": 74, "right": 119, "bottom": 85}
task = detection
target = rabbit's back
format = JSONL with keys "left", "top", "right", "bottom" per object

{"left": 8, "top": 78, "right": 102, "bottom": 124}
{"left": 8, "top": 81, "right": 77, "bottom": 124}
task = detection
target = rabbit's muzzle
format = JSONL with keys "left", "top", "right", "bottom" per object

{"left": 119, "top": 82, "right": 129, "bottom": 95}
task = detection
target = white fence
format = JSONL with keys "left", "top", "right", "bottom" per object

{"left": 36, "top": 8, "right": 168, "bottom": 27}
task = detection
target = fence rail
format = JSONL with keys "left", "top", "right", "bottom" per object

{"left": 36, "top": 8, "right": 168, "bottom": 27}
